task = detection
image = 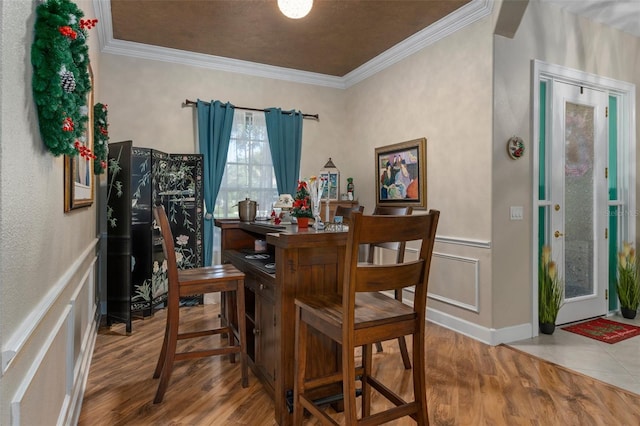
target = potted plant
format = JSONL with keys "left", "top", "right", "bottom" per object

{"left": 617, "top": 242, "right": 640, "bottom": 319}
{"left": 291, "top": 180, "right": 313, "bottom": 228}
{"left": 538, "top": 245, "right": 563, "bottom": 334}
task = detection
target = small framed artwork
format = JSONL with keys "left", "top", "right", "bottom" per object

{"left": 375, "top": 137, "right": 427, "bottom": 208}
{"left": 64, "top": 66, "right": 94, "bottom": 211}
{"left": 320, "top": 171, "right": 339, "bottom": 201}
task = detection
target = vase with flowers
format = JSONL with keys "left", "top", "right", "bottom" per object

{"left": 617, "top": 242, "right": 640, "bottom": 319}
{"left": 292, "top": 180, "right": 313, "bottom": 228}
{"left": 538, "top": 245, "right": 564, "bottom": 334}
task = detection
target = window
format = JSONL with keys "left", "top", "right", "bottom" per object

{"left": 214, "top": 110, "right": 278, "bottom": 218}
{"left": 212, "top": 110, "right": 278, "bottom": 263}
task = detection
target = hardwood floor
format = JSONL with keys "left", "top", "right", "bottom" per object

{"left": 79, "top": 305, "right": 640, "bottom": 425}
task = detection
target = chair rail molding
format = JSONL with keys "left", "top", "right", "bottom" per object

{"left": 435, "top": 235, "right": 491, "bottom": 249}
{"left": 1, "top": 238, "right": 99, "bottom": 374}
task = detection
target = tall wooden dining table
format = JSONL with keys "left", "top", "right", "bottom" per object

{"left": 215, "top": 219, "right": 348, "bottom": 425}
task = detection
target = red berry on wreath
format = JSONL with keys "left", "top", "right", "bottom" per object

{"left": 62, "top": 117, "right": 74, "bottom": 132}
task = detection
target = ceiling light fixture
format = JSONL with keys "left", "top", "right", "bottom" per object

{"left": 277, "top": 0, "right": 313, "bottom": 19}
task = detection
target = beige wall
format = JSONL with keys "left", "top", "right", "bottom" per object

{"left": 345, "top": 15, "right": 495, "bottom": 329}
{"left": 345, "top": 15, "right": 494, "bottom": 237}
{"left": 98, "top": 54, "right": 347, "bottom": 178}
{"left": 1, "top": 1, "right": 100, "bottom": 424}
{"left": 493, "top": 0, "right": 640, "bottom": 329}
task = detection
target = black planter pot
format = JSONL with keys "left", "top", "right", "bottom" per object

{"left": 539, "top": 322, "right": 556, "bottom": 335}
{"left": 621, "top": 307, "right": 638, "bottom": 319}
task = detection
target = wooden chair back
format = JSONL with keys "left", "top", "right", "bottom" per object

{"left": 333, "top": 204, "right": 364, "bottom": 224}
{"left": 154, "top": 205, "right": 180, "bottom": 297}
{"left": 367, "top": 205, "right": 413, "bottom": 263}
{"left": 345, "top": 210, "right": 439, "bottom": 320}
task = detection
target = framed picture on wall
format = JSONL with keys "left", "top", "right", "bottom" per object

{"left": 64, "top": 65, "right": 94, "bottom": 211}
{"left": 320, "top": 171, "right": 339, "bottom": 201}
{"left": 375, "top": 137, "right": 427, "bottom": 209}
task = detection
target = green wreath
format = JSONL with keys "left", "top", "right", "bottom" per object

{"left": 93, "top": 103, "right": 109, "bottom": 174}
{"left": 31, "top": 0, "right": 96, "bottom": 157}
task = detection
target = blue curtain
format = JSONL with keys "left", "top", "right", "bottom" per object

{"left": 264, "top": 108, "right": 303, "bottom": 195}
{"left": 197, "top": 100, "right": 234, "bottom": 266}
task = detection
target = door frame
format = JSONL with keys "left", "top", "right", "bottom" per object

{"left": 532, "top": 60, "right": 636, "bottom": 335}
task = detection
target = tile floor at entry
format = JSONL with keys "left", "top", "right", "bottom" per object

{"left": 509, "top": 313, "right": 640, "bottom": 395}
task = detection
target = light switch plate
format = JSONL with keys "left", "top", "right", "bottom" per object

{"left": 510, "top": 206, "right": 524, "bottom": 220}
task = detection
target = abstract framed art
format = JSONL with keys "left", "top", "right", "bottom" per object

{"left": 375, "top": 137, "right": 427, "bottom": 208}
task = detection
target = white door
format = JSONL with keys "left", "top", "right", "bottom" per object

{"left": 550, "top": 81, "right": 608, "bottom": 325}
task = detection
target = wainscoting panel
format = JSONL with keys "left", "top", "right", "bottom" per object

{"left": 427, "top": 252, "right": 480, "bottom": 313}
{"left": 1, "top": 241, "right": 97, "bottom": 373}
{"left": 11, "top": 307, "right": 71, "bottom": 426}
{"left": 66, "top": 262, "right": 99, "bottom": 426}
{"left": 70, "top": 268, "right": 94, "bottom": 381}
{"left": 6, "top": 240, "right": 99, "bottom": 426}
{"left": 386, "top": 237, "right": 533, "bottom": 345}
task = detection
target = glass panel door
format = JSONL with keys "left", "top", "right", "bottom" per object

{"left": 551, "top": 81, "right": 608, "bottom": 325}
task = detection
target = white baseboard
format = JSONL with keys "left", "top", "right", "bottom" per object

{"left": 427, "top": 308, "right": 532, "bottom": 346}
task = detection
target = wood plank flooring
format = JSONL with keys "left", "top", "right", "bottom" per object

{"left": 79, "top": 305, "right": 640, "bottom": 425}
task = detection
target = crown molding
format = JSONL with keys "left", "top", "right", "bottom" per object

{"left": 343, "top": 0, "right": 493, "bottom": 87}
{"left": 93, "top": 0, "right": 493, "bottom": 90}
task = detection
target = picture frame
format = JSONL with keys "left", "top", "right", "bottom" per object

{"left": 64, "top": 65, "right": 94, "bottom": 211}
{"left": 375, "top": 137, "right": 427, "bottom": 209}
{"left": 320, "top": 170, "right": 339, "bottom": 201}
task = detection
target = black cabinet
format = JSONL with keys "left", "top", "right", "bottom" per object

{"left": 107, "top": 141, "right": 203, "bottom": 332}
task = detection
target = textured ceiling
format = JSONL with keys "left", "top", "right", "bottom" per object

{"left": 109, "top": 0, "right": 471, "bottom": 77}
{"left": 108, "top": 1, "right": 640, "bottom": 78}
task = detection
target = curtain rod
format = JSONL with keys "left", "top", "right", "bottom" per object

{"left": 183, "top": 99, "right": 319, "bottom": 121}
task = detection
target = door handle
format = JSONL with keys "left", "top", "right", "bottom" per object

{"left": 554, "top": 230, "right": 564, "bottom": 238}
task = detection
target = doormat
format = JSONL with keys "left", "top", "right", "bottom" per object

{"left": 562, "top": 318, "right": 640, "bottom": 344}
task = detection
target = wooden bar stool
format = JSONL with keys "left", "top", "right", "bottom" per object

{"left": 152, "top": 205, "right": 248, "bottom": 404}
{"left": 370, "top": 205, "right": 413, "bottom": 369}
{"left": 293, "top": 210, "right": 439, "bottom": 425}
